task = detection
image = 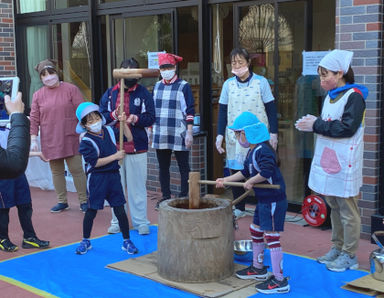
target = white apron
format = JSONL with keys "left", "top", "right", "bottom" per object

{"left": 308, "top": 88, "right": 364, "bottom": 198}
{"left": 226, "top": 77, "right": 269, "bottom": 166}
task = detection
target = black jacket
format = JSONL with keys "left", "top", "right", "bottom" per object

{"left": 0, "top": 113, "right": 30, "bottom": 179}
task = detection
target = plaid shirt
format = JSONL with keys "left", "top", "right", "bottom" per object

{"left": 152, "top": 78, "right": 194, "bottom": 151}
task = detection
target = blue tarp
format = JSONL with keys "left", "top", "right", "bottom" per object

{"left": 0, "top": 226, "right": 369, "bottom": 297}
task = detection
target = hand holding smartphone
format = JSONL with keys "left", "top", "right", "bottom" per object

{"left": 0, "top": 76, "right": 19, "bottom": 102}
{"left": 0, "top": 77, "right": 22, "bottom": 126}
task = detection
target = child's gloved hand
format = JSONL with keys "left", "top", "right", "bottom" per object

{"left": 185, "top": 130, "right": 193, "bottom": 148}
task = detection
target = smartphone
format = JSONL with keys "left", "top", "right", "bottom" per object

{"left": 0, "top": 76, "right": 19, "bottom": 126}
{"left": 0, "top": 76, "right": 19, "bottom": 101}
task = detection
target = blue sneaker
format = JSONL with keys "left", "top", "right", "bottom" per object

{"left": 76, "top": 239, "right": 92, "bottom": 255}
{"left": 80, "top": 203, "right": 88, "bottom": 213}
{"left": 122, "top": 239, "right": 138, "bottom": 254}
{"left": 50, "top": 203, "right": 69, "bottom": 213}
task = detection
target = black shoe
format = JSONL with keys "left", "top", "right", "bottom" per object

{"left": 22, "top": 237, "right": 50, "bottom": 249}
{"left": 0, "top": 238, "right": 18, "bottom": 252}
{"left": 236, "top": 265, "right": 269, "bottom": 280}
{"left": 50, "top": 203, "right": 69, "bottom": 213}
{"left": 155, "top": 198, "right": 169, "bottom": 211}
{"left": 255, "top": 275, "right": 290, "bottom": 294}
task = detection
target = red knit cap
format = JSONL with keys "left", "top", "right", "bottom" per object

{"left": 158, "top": 53, "right": 183, "bottom": 66}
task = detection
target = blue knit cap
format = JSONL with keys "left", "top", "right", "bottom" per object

{"left": 228, "top": 111, "right": 270, "bottom": 144}
{"left": 75, "top": 102, "right": 105, "bottom": 134}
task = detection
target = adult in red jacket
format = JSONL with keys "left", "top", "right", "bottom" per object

{"left": 99, "top": 58, "right": 155, "bottom": 235}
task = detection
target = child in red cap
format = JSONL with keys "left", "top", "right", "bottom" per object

{"left": 151, "top": 53, "right": 195, "bottom": 209}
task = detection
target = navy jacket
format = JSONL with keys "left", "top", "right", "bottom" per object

{"left": 99, "top": 84, "right": 155, "bottom": 153}
{"left": 0, "top": 114, "right": 30, "bottom": 179}
{"left": 241, "top": 142, "right": 286, "bottom": 203}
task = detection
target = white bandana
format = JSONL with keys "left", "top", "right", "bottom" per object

{"left": 318, "top": 49, "right": 353, "bottom": 74}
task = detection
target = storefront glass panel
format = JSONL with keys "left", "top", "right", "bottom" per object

{"left": 54, "top": 0, "right": 88, "bottom": 9}
{"left": 211, "top": 1, "right": 334, "bottom": 204}
{"left": 177, "top": 7, "right": 199, "bottom": 115}
{"left": 277, "top": 1, "right": 308, "bottom": 204}
{"left": 211, "top": 3, "right": 233, "bottom": 189}
{"left": 17, "top": 1, "right": 47, "bottom": 14}
{"left": 52, "top": 22, "right": 92, "bottom": 101}
{"left": 24, "top": 25, "right": 49, "bottom": 106}
{"left": 112, "top": 14, "right": 173, "bottom": 89}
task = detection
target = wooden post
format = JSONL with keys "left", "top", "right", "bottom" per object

{"left": 189, "top": 172, "right": 200, "bottom": 209}
{"left": 119, "top": 78, "right": 124, "bottom": 151}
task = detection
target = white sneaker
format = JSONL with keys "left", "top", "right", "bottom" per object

{"left": 138, "top": 224, "right": 150, "bottom": 235}
{"left": 326, "top": 252, "right": 358, "bottom": 272}
{"left": 233, "top": 209, "right": 246, "bottom": 219}
{"left": 107, "top": 225, "right": 120, "bottom": 234}
{"left": 317, "top": 247, "right": 341, "bottom": 264}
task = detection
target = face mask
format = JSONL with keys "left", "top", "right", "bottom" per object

{"left": 42, "top": 74, "right": 59, "bottom": 88}
{"left": 87, "top": 120, "right": 102, "bottom": 133}
{"left": 160, "top": 69, "right": 176, "bottom": 81}
{"left": 232, "top": 66, "right": 249, "bottom": 78}
{"left": 124, "top": 78, "right": 138, "bottom": 88}
{"left": 238, "top": 133, "right": 250, "bottom": 148}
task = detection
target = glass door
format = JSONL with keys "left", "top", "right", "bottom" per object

{"left": 235, "top": 1, "right": 308, "bottom": 204}
{"left": 52, "top": 21, "right": 92, "bottom": 101}
{"left": 110, "top": 12, "right": 174, "bottom": 89}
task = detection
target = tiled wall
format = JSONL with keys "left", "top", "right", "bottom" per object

{"left": 146, "top": 134, "right": 208, "bottom": 199}
{"left": 0, "top": 0, "right": 15, "bottom": 76}
{"left": 336, "top": 0, "right": 383, "bottom": 239}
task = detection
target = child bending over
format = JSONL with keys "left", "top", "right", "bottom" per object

{"left": 216, "top": 111, "right": 289, "bottom": 294}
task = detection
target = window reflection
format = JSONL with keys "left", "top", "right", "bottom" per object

{"left": 52, "top": 22, "right": 92, "bottom": 100}
{"left": 18, "top": 0, "right": 46, "bottom": 14}
{"left": 55, "top": 0, "right": 88, "bottom": 9}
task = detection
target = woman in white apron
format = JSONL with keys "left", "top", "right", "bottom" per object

{"left": 296, "top": 49, "right": 368, "bottom": 272}
{"left": 215, "top": 47, "right": 278, "bottom": 218}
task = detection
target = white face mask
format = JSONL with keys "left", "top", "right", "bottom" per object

{"left": 87, "top": 120, "right": 102, "bottom": 133}
{"left": 160, "top": 69, "right": 176, "bottom": 81}
{"left": 42, "top": 74, "right": 59, "bottom": 88}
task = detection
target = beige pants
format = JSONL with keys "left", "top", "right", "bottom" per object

{"left": 49, "top": 155, "right": 87, "bottom": 205}
{"left": 325, "top": 195, "right": 361, "bottom": 256}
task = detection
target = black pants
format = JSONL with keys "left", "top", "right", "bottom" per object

{"left": 83, "top": 205, "right": 130, "bottom": 239}
{"left": 156, "top": 149, "right": 190, "bottom": 199}
{"left": 230, "top": 169, "right": 247, "bottom": 211}
{"left": 0, "top": 203, "right": 36, "bottom": 239}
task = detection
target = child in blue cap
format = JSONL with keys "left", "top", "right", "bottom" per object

{"left": 75, "top": 102, "right": 138, "bottom": 255}
{"left": 216, "top": 111, "right": 289, "bottom": 294}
